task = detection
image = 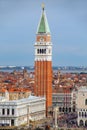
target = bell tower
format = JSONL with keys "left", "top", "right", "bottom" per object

{"left": 34, "top": 4, "right": 52, "bottom": 113}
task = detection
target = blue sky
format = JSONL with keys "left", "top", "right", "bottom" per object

{"left": 0, "top": 0, "right": 87, "bottom": 66}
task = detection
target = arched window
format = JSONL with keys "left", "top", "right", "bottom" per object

{"left": 79, "top": 112, "right": 81, "bottom": 117}
{"left": 44, "top": 49, "right": 46, "bottom": 54}
{"left": 85, "top": 120, "right": 87, "bottom": 126}
{"left": 62, "top": 107, "right": 64, "bottom": 112}
{"left": 82, "top": 112, "right": 84, "bottom": 117}
{"left": 59, "top": 107, "right": 61, "bottom": 112}
{"left": 40, "top": 49, "right": 42, "bottom": 54}
{"left": 37, "top": 49, "right": 39, "bottom": 54}
{"left": 85, "top": 112, "right": 86, "bottom": 117}
{"left": 80, "top": 120, "right": 84, "bottom": 126}
{"left": 42, "top": 49, "right": 43, "bottom": 54}
{"left": 69, "top": 107, "right": 71, "bottom": 112}
{"left": 85, "top": 99, "right": 87, "bottom": 105}
{"left": 65, "top": 107, "right": 68, "bottom": 113}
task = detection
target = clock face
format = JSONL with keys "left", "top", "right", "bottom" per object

{"left": 40, "top": 37, "right": 44, "bottom": 42}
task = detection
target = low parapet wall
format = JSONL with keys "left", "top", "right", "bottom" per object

{"left": 55, "top": 128, "right": 87, "bottom": 130}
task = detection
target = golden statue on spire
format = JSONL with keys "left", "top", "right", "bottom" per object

{"left": 42, "top": 3, "right": 45, "bottom": 11}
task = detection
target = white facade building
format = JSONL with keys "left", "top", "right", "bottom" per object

{"left": 0, "top": 95, "right": 46, "bottom": 126}
{"left": 76, "top": 86, "right": 87, "bottom": 127}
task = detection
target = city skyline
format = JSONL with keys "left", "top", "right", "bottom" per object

{"left": 0, "top": 0, "right": 87, "bottom": 66}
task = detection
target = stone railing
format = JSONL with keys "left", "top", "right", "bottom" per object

{"left": 51, "top": 128, "right": 87, "bottom": 130}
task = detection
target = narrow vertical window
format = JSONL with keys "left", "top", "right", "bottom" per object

{"left": 37, "top": 49, "right": 39, "bottom": 54}
{"left": 11, "top": 119, "right": 14, "bottom": 126}
{"left": 7, "top": 109, "right": 9, "bottom": 115}
{"left": 85, "top": 99, "right": 87, "bottom": 105}
{"left": 40, "top": 49, "right": 41, "bottom": 54}
{"left": 2, "top": 109, "right": 5, "bottom": 115}
{"left": 42, "top": 49, "right": 43, "bottom": 54}
{"left": 12, "top": 109, "right": 14, "bottom": 115}
{"left": 44, "top": 49, "right": 46, "bottom": 54}
{"left": 79, "top": 112, "right": 81, "bottom": 117}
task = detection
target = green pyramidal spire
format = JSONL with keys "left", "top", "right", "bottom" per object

{"left": 37, "top": 4, "right": 50, "bottom": 34}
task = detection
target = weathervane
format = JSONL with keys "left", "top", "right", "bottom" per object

{"left": 42, "top": 3, "right": 45, "bottom": 11}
